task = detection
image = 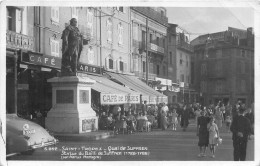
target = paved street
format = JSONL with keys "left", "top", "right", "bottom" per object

{"left": 8, "top": 119, "right": 254, "bottom": 161}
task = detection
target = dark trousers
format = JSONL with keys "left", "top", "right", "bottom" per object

{"left": 233, "top": 139, "right": 248, "bottom": 161}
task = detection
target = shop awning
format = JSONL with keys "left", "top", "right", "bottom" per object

{"left": 87, "top": 74, "right": 140, "bottom": 105}
{"left": 106, "top": 72, "right": 168, "bottom": 104}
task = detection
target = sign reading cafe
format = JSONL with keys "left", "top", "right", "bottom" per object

{"left": 101, "top": 94, "right": 140, "bottom": 105}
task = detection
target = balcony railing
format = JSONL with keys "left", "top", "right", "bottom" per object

{"left": 177, "top": 41, "right": 194, "bottom": 52}
{"left": 131, "top": 7, "right": 168, "bottom": 26}
{"left": 6, "top": 30, "right": 34, "bottom": 51}
{"left": 134, "top": 71, "right": 156, "bottom": 80}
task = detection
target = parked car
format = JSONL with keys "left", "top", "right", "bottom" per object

{"left": 6, "top": 114, "right": 58, "bottom": 157}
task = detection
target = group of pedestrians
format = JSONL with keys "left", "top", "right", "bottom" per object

{"left": 196, "top": 101, "right": 254, "bottom": 161}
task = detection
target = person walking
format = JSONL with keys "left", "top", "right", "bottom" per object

{"left": 207, "top": 116, "right": 220, "bottom": 158}
{"left": 197, "top": 110, "right": 210, "bottom": 157}
{"left": 230, "top": 107, "right": 251, "bottom": 161}
{"left": 171, "top": 108, "right": 178, "bottom": 130}
{"left": 214, "top": 106, "right": 224, "bottom": 130}
{"left": 180, "top": 105, "right": 190, "bottom": 131}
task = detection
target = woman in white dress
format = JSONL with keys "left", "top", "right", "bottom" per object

{"left": 207, "top": 116, "right": 220, "bottom": 158}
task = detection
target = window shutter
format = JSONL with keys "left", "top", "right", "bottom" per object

{"left": 116, "top": 60, "right": 120, "bottom": 71}
{"left": 55, "top": 42, "right": 58, "bottom": 57}
{"left": 123, "top": 62, "right": 127, "bottom": 72}
{"left": 105, "top": 57, "right": 109, "bottom": 69}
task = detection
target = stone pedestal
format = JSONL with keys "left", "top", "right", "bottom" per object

{"left": 45, "top": 76, "right": 98, "bottom": 133}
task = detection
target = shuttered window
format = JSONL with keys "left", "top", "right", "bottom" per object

{"left": 71, "top": 7, "right": 78, "bottom": 20}
{"left": 50, "top": 38, "right": 59, "bottom": 57}
{"left": 51, "top": 7, "right": 59, "bottom": 25}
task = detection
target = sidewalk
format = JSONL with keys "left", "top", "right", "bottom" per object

{"left": 54, "top": 130, "right": 115, "bottom": 142}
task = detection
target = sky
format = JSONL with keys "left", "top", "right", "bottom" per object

{"left": 166, "top": 7, "right": 255, "bottom": 40}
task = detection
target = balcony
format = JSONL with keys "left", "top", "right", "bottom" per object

{"left": 134, "top": 71, "right": 156, "bottom": 80}
{"left": 6, "top": 30, "right": 34, "bottom": 51}
{"left": 131, "top": 7, "right": 168, "bottom": 26}
{"left": 177, "top": 41, "right": 194, "bottom": 52}
{"left": 148, "top": 43, "right": 164, "bottom": 54}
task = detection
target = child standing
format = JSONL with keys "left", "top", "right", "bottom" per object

{"left": 207, "top": 117, "right": 219, "bottom": 158}
{"left": 171, "top": 109, "right": 178, "bottom": 130}
{"left": 225, "top": 115, "right": 232, "bottom": 132}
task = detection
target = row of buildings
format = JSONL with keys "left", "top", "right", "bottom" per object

{"left": 6, "top": 6, "right": 254, "bottom": 117}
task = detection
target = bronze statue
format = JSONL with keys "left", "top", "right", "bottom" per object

{"left": 61, "top": 18, "right": 83, "bottom": 76}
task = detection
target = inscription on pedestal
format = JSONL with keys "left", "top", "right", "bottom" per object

{"left": 82, "top": 119, "right": 95, "bottom": 131}
{"left": 79, "top": 90, "right": 89, "bottom": 104}
{"left": 56, "top": 90, "right": 74, "bottom": 104}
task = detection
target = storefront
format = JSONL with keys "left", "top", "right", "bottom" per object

{"left": 106, "top": 71, "right": 168, "bottom": 105}
{"left": 77, "top": 63, "right": 141, "bottom": 116}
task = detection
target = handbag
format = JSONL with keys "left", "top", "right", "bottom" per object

{"left": 215, "top": 137, "right": 223, "bottom": 146}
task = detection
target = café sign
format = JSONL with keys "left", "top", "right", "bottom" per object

{"left": 21, "top": 51, "right": 61, "bottom": 69}
{"left": 101, "top": 94, "right": 140, "bottom": 105}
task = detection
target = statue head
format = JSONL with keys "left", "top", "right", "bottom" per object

{"left": 70, "top": 18, "right": 78, "bottom": 27}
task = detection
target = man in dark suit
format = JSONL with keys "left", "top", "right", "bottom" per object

{"left": 230, "top": 107, "right": 251, "bottom": 161}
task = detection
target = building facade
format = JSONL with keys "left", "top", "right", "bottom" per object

{"left": 130, "top": 7, "right": 171, "bottom": 103}
{"left": 191, "top": 27, "right": 254, "bottom": 107}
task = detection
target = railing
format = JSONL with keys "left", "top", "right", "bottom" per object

{"left": 134, "top": 71, "right": 156, "bottom": 80}
{"left": 148, "top": 43, "right": 164, "bottom": 54}
{"left": 177, "top": 41, "right": 194, "bottom": 52}
{"left": 6, "top": 30, "right": 34, "bottom": 51}
{"left": 131, "top": 7, "right": 168, "bottom": 26}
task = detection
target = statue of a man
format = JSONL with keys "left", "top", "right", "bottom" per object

{"left": 61, "top": 18, "right": 83, "bottom": 76}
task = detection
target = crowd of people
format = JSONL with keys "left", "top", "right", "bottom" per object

{"left": 96, "top": 100, "right": 254, "bottom": 161}
{"left": 196, "top": 100, "right": 254, "bottom": 160}
{"left": 97, "top": 101, "right": 197, "bottom": 134}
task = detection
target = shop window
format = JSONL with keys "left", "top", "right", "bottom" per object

{"left": 107, "top": 18, "right": 112, "bottom": 43}
{"left": 6, "top": 7, "right": 22, "bottom": 33}
{"left": 71, "top": 7, "right": 78, "bottom": 20}
{"left": 50, "top": 38, "right": 59, "bottom": 57}
{"left": 51, "top": 7, "right": 59, "bottom": 25}
{"left": 87, "top": 8, "right": 94, "bottom": 37}
{"left": 118, "top": 23, "right": 123, "bottom": 45}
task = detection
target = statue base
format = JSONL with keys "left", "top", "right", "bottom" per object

{"left": 45, "top": 76, "right": 98, "bottom": 133}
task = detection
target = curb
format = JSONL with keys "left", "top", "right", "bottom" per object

{"left": 53, "top": 131, "right": 115, "bottom": 142}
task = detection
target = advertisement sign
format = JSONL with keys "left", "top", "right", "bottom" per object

{"left": 101, "top": 94, "right": 140, "bottom": 105}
